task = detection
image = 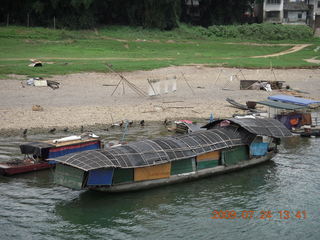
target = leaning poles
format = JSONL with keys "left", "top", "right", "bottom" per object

{"left": 106, "top": 64, "right": 147, "bottom": 97}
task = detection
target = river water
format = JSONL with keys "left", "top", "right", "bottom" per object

{"left": 0, "top": 126, "right": 319, "bottom": 240}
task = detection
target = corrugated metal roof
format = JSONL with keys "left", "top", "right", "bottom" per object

{"left": 268, "top": 95, "right": 320, "bottom": 106}
{"left": 53, "top": 128, "right": 245, "bottom": 171}
{"left": 257, "top": 100, "right": 305, "bottom": 110}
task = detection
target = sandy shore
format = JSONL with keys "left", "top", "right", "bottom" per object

{"left": 1, "top": 66, "right": 320, "bottom": 133}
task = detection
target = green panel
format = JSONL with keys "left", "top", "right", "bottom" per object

{"left": 54, "top": 164, "right": 84, "bottom": 190}
{"left": 222, "top": 146, "right": 249, "bottom": 166}
{"left": 113, "top": 168, "right": 134, "bottom": 184}
{"left": 171, "top": 158, "right": 194, "bottom": 175}
{"left": 197, "top": 160, "right": 219, "bottom": 170}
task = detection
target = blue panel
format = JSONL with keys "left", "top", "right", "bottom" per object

{"left": 87, "top": 168, "right": 113, "bottom": 186}
{"left": 268, "top": 95, "right": 320, "bottom": 106}
{"left": 48, "top": 143, "right": 100, "bottom": 158}
{"left": 250, "top": 143, "right": 269, "bottom": 156}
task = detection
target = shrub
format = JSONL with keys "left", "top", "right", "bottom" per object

{"left": 198, "top": 23, "right": 313, "bottom": 41}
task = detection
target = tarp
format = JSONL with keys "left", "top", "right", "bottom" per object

{"left": 20, "top": 142, "right": 54, "bottom": 158}
{"left": 268, "top": 95, "right": 320, "bottom": 106}
{"left": 257, "top": 100, "right": 305, "bottom": 110}
{"left": 87, "top": 168, "right": 113, "bottom": 186}
{"left": 276, "top": 114, "right": 302, "bottom": 130}
{"left": 250, "top": 143, "right": 269, "bottom": 156}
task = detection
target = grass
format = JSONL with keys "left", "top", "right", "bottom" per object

{"left": 0, "top": 25, "right": 319, "bottom": 78}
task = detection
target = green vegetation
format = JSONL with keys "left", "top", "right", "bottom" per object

{"left": 0, "top": 25, "right": 319, "bottom": 78}
{"left": 1, "top": 0, "right": 252, "bottom": 29}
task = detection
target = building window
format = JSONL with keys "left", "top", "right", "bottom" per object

{"left": 298, "top": 13, "right": 302, "bottom": 19}
{"left": 266, "top": 11, "right": 280, "bottom": 18}
{"left": 318, "top": 1, "right": 320, "bottom": 8}
{"left": 267, "top": 0, "right": 281, "bottom": 4}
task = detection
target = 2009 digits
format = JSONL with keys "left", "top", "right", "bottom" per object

{"left": 210, "top": 210, "right": 307, "bottom": 220}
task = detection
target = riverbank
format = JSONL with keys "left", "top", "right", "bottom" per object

{"left": 1, "top": 66, "right": 320, "bottom": 134}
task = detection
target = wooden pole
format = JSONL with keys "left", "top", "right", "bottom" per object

{"left": 6, "top": 14, "right": 9, "bottom": 27}
{"left": 53, "top": 16, "right": 56, "bottom": 29}
{"left": 27, "top": 13, "right": 30, "bottom": 27}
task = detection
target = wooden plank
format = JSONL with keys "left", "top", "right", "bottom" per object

{"left": 197, "top": 151, "right": 220, "bottom": 161}
{"left": 134, "top": 163, "right": 171, "bottom": 182}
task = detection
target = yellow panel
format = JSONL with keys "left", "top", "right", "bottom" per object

{"left": 134, "top": 163, "right": 171, "bottom": 181}
{"left": 196, "top": 151, "right": 220, "bottom": 161}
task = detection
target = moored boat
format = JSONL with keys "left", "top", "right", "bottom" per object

{"left": 0, "top": 135, "right": 101, "bottom": 176}
{"left": 53, "top": 118, "right": 291, "bottom": 192}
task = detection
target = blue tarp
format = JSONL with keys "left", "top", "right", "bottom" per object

{"left": 250, "top": 143, "right": 269, "bottom": 156}
{"left": 268, "top": 95, "right": 320, "bottom": 106}
{"left": 87, "top": 169, "right": 113, "bottom": 186}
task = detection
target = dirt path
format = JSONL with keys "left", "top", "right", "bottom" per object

{"left": 1, "top": 57, "right": 174, "bottom": 61}
{"left": 250, "top": 44, "right": 312, "bottom": 58}
{"left": 304, "top": 57, "right": 320, "bottom": 64}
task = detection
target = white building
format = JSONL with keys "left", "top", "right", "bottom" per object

{"left": 263, "top": 0, "right": 310, "bottom": 24}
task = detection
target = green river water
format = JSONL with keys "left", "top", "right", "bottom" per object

{"left": 0, "top": 125, "right": 319, "bottom": 240}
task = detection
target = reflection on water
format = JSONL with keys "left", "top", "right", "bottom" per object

{"left": 0, "top": 126, "right": 319, "bottom": 240}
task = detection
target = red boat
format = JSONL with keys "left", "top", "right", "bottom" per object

{"left": 0, "top": 135, "right": 101, "bottom": 176}
{"left": 0, "top": 159, "right": 53, "bottom": 176}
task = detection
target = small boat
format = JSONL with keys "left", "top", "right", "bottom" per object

{"left": 167, "top": 120, "right": 204, "bottom": 134}
{"left": 0, "top": 134, "right": 101, "bottom": 176}
{"left": 53, "top": 118, "right": 291, "bottom": 192}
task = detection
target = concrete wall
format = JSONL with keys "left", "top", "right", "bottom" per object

{"left": 263, "top": 0, "right": 284, "bottom": 22}
{"left": 285, "top": 11, "right": 307, "bottom": 22}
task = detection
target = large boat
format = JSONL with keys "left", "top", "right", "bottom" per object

{"left": 0, "top": 135, "right": 101, "bottom": 176}
{"left": 53, "top": 118, "right": 291, "bottom": 192}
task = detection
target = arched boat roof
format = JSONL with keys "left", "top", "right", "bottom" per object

{"left": 53, "top": 127, "right": 246, "bottom": 171}
{"left": 202, "top": 118, "right": 292, "bottom": 138}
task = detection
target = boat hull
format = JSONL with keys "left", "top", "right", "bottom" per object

{"left": 0, "top": 162, "right": 53, "bottom": 176}
{"left": 88, "top": 152, "right": 275, "bottom": 193}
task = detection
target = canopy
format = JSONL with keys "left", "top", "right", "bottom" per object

{"left": 257, "top": 100, "right": 305, "bottom": 110}
{"left": 53, "top": 128, "right": 245, "bottom": 171}
{"left": 268, "top": 95, "right": 320, "bottom": 106}
{"left": 203, "top": 118, "right": 292, "bottom": 138}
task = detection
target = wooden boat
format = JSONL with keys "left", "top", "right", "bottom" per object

{"left": 167, "top": 120, "right": 204, "bottom": 134}
{"left": 0, "top": 135, "right": 101, "bottom": 176}
{"left": 53, "top": 118, "right": 291, "bottom": 192}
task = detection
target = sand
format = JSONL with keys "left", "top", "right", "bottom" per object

{"left": 1, "top": 66, "right": 320, "bottom": 133}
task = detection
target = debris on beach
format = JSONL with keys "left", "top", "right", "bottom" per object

{"left": 26, "top": 78, "right": 60, "bottom": 90}
{"left": 32, "top": 105, "right": 44, "bottom": 111}
{"left": 28, "top": 59, "right": 42, "bottom": 67}
{"left": 240, "top": 80, "right": 283, "bottom": 91}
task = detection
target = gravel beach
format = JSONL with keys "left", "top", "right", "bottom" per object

{"left": 1, "top": 66, "right": 320, "bottom": 133}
